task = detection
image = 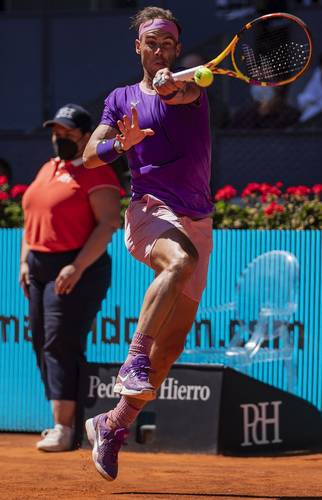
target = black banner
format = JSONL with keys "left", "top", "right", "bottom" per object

{"left": 77, "top": 363, "right": 224, "bottom": 453}
{"left": 218, "top": 368, "right": 322, "bottom": 454}
{"left": 76, "top": 364, "right": 322, "bottom": 454}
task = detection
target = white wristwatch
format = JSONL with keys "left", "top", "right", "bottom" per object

{"left": 113, "top": 139, "right": 125, "bottom": 154}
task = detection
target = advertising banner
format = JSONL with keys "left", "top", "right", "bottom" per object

{"left": 78, "top": 363, "right": 224, "bottom": 453}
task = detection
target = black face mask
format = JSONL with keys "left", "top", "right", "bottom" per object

{"left": 53, "top": 137, "right": 78, "bottom": 160}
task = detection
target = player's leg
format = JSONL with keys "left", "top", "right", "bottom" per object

{"left": 86, "top": 211, "right": 212, "bottom": 480}
{"left": 114, "top": 215, "right": 212, "bottom": 407}
{"left": 114, "top": 226, "right": 199, "bottom": 399}
{"left": 86, "top": 229, "right": 199, "bottom": 480}
{"left": 86, "top": 292, "right": 198, "bottom": 481}
{"left": 114, "top": 292, "right": 199, "bottom": 416}
{"left": 149, "top": 293, "right": 199, "bottom": 388}
{"left": 136, "top": 227, "right": 199, "bottom": 336}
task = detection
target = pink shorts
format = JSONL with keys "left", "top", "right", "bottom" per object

{"left": 124, "top": 194, "right": 213, "bottom": 302}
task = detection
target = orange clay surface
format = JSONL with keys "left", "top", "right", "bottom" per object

{"left": 1, "top": 433, "right": 322, "bottom": 500}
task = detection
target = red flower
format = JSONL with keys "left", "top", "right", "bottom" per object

{"left": 286, "top": 185, "right": 311, "bottom": 197}
{"left": 0, "top": 175, "right": 8, "bottom": 186}
{"left": 264, "top": 201, "right": 285, "bottom": 216}
{"left": 312, "top": 184, "right": 322, "bottom": 195}
{"left": 259, "top": 183, "right": 272, "bottom": 195}
{"left": 10, "top": 184, "right": 28, "bottom": 198}
{"left": 269, "top": 186, "right": 282, "bottom": 196}
{"left": 260, "top": 185, "right": 282, "bottom": 202}
{"left": 275, "top": 182, "right": 283, "bottom": 189}
{"left": 241, "top": 182, "right": 261, "bottom": 197}
{"left": 0, "top": 191, "right": 10, "bottom": 201}
{"left": 215, "top": 185, "right": 237, "bottom": 201}
{"left": 247, "top": 182, "right": 261, "bottom": 190}
{"left": 241, "top": 182, "right": 282, "bottom": 199}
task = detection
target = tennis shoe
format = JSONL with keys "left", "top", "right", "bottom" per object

{"left": 114, "top": 354, "right": 156, "bottom": 400}
{"left": 36, "top": 424, "right": 74, "bottom": 452}
{"left": 85, "top": 413, "right": 128, "bottom": 481}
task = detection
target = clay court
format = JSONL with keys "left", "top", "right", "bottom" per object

{"left": 1, "top": 433, "right": 322, "bottom": 500}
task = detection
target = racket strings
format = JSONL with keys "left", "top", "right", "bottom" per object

{"left": 234, "top": 18, "right": 311, "bottom": 84}
{"left": 241, "top": 40, "right": 310, "bottom": 82}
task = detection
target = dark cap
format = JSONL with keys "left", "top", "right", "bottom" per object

{"left": 43, "top": 103, "right": 92, "bottom": 133}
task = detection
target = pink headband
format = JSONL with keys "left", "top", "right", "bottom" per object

{"left": 138, "top": 19, "right": 179, "bottom": 41}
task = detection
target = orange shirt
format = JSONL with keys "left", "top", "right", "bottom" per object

{"left": 23, "top": 157, "right": 120, "bottom": 252}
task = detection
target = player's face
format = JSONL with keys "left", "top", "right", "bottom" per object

{"left": 136, "top": 30, "right": 181, "bottom": 78}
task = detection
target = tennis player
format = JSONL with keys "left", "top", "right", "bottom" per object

{"left": 83, "top": 6, "right": 213, "bottom": 480}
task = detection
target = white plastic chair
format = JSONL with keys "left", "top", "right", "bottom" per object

{"left": 185, "top": 251, "right": 300, "bottom": 390}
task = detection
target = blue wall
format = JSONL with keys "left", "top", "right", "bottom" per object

{"left": 0, "top": 229, "right": 321, "bottom": 431}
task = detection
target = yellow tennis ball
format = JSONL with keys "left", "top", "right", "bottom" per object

{"left": 194, "top": 67, "right": 214, "bottom": 87}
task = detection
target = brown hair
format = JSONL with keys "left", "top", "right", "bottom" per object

{"left": 130, "top": 6, "right": 182, "bottom": 35}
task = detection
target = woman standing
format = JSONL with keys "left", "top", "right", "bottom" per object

{"left": 20, "top": 104, "right": 120, "bottom": 451}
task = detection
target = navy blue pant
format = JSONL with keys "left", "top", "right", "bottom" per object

{"left": 28, "top": 249, "right": 111, "bottom": 401}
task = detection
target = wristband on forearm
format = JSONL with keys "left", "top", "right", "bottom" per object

{"left": 96, "top": 139, "right": 123, "bottom": 164}
{"left": 159, "top": 89, "right": 180, "bottom": 101}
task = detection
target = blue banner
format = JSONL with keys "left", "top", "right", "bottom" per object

{"left": 0, "top": 229, "right": 321, "bottom": 431}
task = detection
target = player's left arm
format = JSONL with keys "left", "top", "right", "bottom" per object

{"left": 153, "top": 68, "right": 201, "bottom": 105}
{"left": 84, "top": 114, "right": 155, "bottom": 169}
{"left": 83, "top": 124, "right": 120, "bottom": 169}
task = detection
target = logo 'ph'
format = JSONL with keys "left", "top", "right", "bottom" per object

{"left": 240, "top": 401, "right": 282, "bottom": 447}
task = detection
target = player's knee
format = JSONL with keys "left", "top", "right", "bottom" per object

{"left": 170, "top": 249, "right": 198, "bottom": 283}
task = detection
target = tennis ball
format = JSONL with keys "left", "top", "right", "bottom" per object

{"left": 194, "top": 67, "right": 214, "bottom": 87}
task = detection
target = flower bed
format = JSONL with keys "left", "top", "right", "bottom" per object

{"left": 1, "top": 176, "right": 321, "bottom": 229}
{"left": 213, "top": 182, "right": 322, "bottom": 229}
{"left": 0, "top": 176, "right": 27, "bottom": 228}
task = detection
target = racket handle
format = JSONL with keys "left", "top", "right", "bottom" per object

{"left": 172, "top": 65, "right": 204, "bottom": 82}
{"left": 153, "top": 65, "right": 203, "bottom": 88}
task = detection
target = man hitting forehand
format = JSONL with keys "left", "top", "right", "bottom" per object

{"left": 83, "top": 5, "right": 213, "bottom": 481}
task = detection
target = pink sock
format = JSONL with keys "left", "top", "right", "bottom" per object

{"left": 127, "top": 331, "right": 153, "bottom": 359}
{"left": 107, "top": 397, "right": 141, "bottom": 429}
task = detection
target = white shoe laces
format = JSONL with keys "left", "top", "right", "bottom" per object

{"left": 40, "top": 425, "right": 72, "bottom": 440}
{"left": 41, "top": 428, "right": 56, "bottom": 439}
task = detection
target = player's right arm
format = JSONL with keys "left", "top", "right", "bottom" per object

{"left": 153, "top": 68, "right": 201, "bottom": 105}
{"left": 83, "top": 124, "right": 119, "bottom": 169}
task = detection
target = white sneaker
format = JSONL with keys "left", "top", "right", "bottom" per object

{"left": 36, "top": 424, "right": 74, "bottom": 452}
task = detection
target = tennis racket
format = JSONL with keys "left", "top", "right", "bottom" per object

{"left": 171, "top": 12, "right": 313, "bottom": 87}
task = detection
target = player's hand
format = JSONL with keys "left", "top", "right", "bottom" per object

{"left": 55, "top": 264, "right": 83, "bottom": 295}
{"left": 116, "top": 106, "right": 154, "bottom": 151}
{"left": 152, "top": 68, "right": 184, "bottom": 97}
{"left": 19, "top": 262, "right": 30, "bottom": 299}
